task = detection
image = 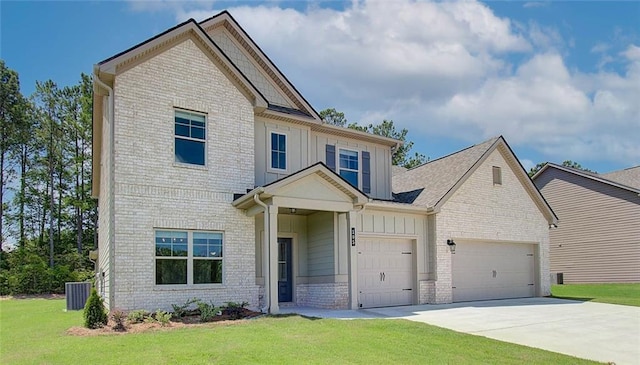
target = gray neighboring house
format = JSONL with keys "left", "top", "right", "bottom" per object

{"left": 532, "top": 164, "right": 640, "bottom": 283}
{"left": 91, "top": 11, "right": 557, "bottom": 313}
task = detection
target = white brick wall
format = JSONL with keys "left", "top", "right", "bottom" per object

{"left": 434, "top": 149, "right": 551, "bottom": 303}
{"left": 296, "top": 283, "right": 349, "bottom": 309}
{"left": 107, "top": 37, "right": 259, "bottom": 311}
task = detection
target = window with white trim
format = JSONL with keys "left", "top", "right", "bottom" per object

{"left": 339, "top": 149, "right": 359, "bottom": 188}
{"left": 175, "top": 110, "right": 206, "bottom": 166}
{"left": 155, "top": 230, "right": 223, "bottom": 285}
{"left": 270, "top": 132, "right": 287, "bottom": 170}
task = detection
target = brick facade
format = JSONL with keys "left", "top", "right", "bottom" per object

{"left": 433, "top": 149, "right": 551, "bottom": 303}
{"left": 101, "top": 37, "right": 259, "bottom": 311}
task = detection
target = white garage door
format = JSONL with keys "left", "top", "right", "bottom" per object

{"left": 452, "top": 241, "right": 536, "bottom": 302}
{"left": 358, "top": 238, "right": 414, "bottom": 308}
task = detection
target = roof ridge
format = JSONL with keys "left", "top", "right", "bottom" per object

{"left": 405, "top": 136, "right": 500, "bottom": 172}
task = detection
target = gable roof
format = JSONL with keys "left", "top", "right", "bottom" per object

{"left": 532, "top": 163, "right": 640, "bottom": 194}
{"left": 199, "top": 11, "right": 321, "bottom": 120}
{"left": 94, "top": 18, "right": 268, "bottom": 111}
{"left": 393, "top": 136, "right": 558, "bottom": 224}
{"left": 598, "top": 166, "right": 640, "bottom": 190}
{"left": 233, "top": 162, "right": 369, "bottom": 210}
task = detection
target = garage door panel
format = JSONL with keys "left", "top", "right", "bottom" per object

{"left": 453, "top": 241, "right": 536, "bottom": 302}
{"left": 358, "top": 238, "right": 414, "bottom": 308}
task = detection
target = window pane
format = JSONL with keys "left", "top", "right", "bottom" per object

{"left": 271, "top": 133, "right": 277, "bottom": 151}
{"left": 194, "top": 260, "right": 222, "bottom": 284}
{"left": 191, "top": 126, "right": 205, "bottom": 140}
{"left": 156, "top": 259, "right": 187, "bottom": 285}
{"left": 192, "top": 232, "right": 223, "bottom": 258}
{"left": 156, "top": 231, "right": 188, "bottom": 257}
{"left": 278, "top": 152, "right": 286, "bottom": 170}
{"left": 271, "top": 151, "right": 279, "bottom": 169}
{"left": 175, "top": 139, "right": 205, "bottom": 165}
{"left": 173, "top": 244, "right": 188, "bottom": 257}
{"left": 156, "top": 244, "right": 172, "bottom": 256}
{"left": 278, "top": 134, "right": 286, "bottom": 151}
{"left": 339, "top": 150, "right": 358, "bottom": 170}
{"left": 340, "top": 170, "right": 358, "bottom": 188}
{"left": 193, "top": 244, "right": 207, "bottom": 257}
{"left": 175, "top": 124, "right": 190, "bottom": 137}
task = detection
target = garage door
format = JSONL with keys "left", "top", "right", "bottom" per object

{"left": 452, "top": 241, "right": 536, "bottom": 302}
{"left": 358, "top": 238, "right": 414, "bottom": 308}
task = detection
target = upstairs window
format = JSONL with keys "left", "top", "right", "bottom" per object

{"left": 175, "top": 110, "right": 206, "bottom": 166}
{"left": 493, "top": 166, "right": 502, "bottom": 185}
{"left": 270, "top": 132, "right": 287, "bottom": 170}
{"left": 339, "top": 149, "right": 359, "bottom": 188}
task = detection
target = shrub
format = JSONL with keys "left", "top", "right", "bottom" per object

{"left": 127, "top": 310, "right": 149, "bottom": 324}
{"left": 171, "top": 297, "right": 198, "bottom": 318}
{"left": 155, "top": 310, "right": 172, "bottom": 326}
{"left": 110, "top": 309, "right": 127, "bottom": 332}
{"left": 83, "top": 288, "right": 108, "bottom": 329}
{"left": 196, "top": 300, "right": 220, "bottom": 322}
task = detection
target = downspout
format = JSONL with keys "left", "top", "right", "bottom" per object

{"left": 253, "top": 194, "right": 270, "bottom": 313}
{"left": 93, "top": 71, "right": 115, "bottom": 310}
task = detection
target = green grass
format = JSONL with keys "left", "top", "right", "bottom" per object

{"left": 0, "top": 299, "right": 597, "bottom": 365}
{"left": 551, "top": 283, "right": 640, "bottom": 307}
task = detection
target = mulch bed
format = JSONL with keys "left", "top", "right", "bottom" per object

{"left": 66, "top": 308, "right": 263, "bottom": 336}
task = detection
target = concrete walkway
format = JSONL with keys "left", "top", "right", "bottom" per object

{"left": 279, "top": 298, "right": 640, "bottom": 364}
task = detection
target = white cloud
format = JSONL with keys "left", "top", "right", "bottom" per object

{"left": 132, "top": 0, "right": 640, "bottom": 166}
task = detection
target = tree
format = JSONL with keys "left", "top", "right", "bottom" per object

{"left": 528, "top": 160, "right": 596, "bottom": 177}
{"left": 318, "top": 108, "right": 427, "bottom": 169}
{"left": 319, "top": 108, "right": 347, "bottom": 127}
{"left": 0, "top": 61, "right": 27, "bottom": 251}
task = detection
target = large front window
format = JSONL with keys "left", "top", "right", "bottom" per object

{"left": 339, "top": 149, "right": 359, "bottom": 188}
{"left": 155, "top": 230, "right": 223, "bottom": 285}
{"left": 175, "top": 110, "right": 206, "bottom": 166}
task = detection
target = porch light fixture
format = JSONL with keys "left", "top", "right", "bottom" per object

{"left": 446, "top": 239, "right": 456, "bottom": 253}
{"left": 289, "top": 208, "right": 297, "bottom": 214}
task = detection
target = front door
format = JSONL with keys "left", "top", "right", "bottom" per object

{"left": 278, "top": 238, "right": 293, "bottom": 302}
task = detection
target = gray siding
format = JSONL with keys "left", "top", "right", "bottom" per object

{"left": 535, "top": 168, "right": 640, "bottom": 283}
{"left": 254, "top": 118, "right": 309, "bottom": 186}
{"left": 311, "top": 132, "right": 392, "bottom": 200}
{"left": 307, "top": 211, "right": 335, "bottom": 277}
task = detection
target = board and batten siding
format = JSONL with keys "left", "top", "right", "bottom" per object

{"left": 254, "top": 118, "right": 309, "bottom": 186}
{"left": 307, "top": 211, "right": 335, "bottom": 277}
{"left": 535, "top": 168, "right": 640, "bottom": 283}
{"left": 311, "top": 132, "right": 392, "bottom": 200}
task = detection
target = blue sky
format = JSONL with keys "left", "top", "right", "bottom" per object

{"left": 2, "top": 0, "right": 639, "bottom": 173}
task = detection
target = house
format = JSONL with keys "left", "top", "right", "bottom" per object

{"left": 532, "top": 164, "right": 640, "bottom": 283}
{"left": 92, "top": 11, "right": 557, "bottom": 313}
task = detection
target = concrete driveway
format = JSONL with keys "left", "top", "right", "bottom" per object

{"left": 281, "top": 297, "right": 640, "bottom": 364}
{"left": 363, "top": 298, "right": 640, "bottom": 365}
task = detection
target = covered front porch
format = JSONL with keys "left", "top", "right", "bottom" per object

{"left": 233, "top": 163, "right": 369, "bottom": 313}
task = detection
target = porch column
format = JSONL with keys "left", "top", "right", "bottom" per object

{"left": 348, "top": 210, "right": 358, "bottom": 309}
{"left": 268, "top": 205, "right": 280, "bottom": 314}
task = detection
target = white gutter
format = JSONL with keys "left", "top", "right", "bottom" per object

{"left": 93, "top": 70, "right": 115, "bottom": 310}
{"left": 253, "top": 194, "right": 271, "bottom": 313}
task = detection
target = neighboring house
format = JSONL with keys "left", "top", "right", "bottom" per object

{"left": 92, "top": 11, "right": 556, "bottom": 313}
{"left": 533, "top": 164, "right": 640, "bottom": 283}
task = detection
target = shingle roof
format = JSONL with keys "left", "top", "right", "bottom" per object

{"left": 392, "top": 137, "right": 499, "bottom": 207}
{"left": 599, "top": 166, "right": 640, "bottom": 190}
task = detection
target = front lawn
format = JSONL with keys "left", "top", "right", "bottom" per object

{"left": 551, "top": 283, "right": 640, "bottom": 307}
{"left": 0, "top": 298, "right": 597, "bottom": 364}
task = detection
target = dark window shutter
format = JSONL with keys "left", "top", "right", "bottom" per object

{"left": 362, "top": 151, "right": 371, "bottom": 194}
{"left": 326, "top": 144, "right": 336, "bottom": 171}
